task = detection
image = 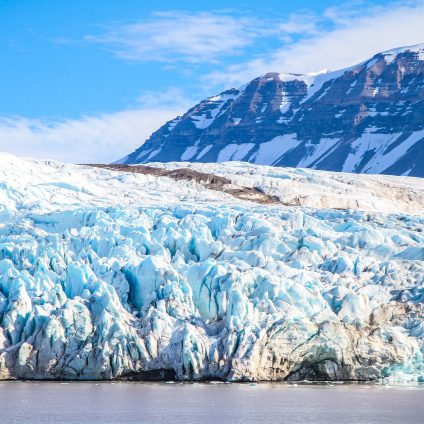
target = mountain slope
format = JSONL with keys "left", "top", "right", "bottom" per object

{"left": 118, "top": 44, "right": 424, "bottom": 177}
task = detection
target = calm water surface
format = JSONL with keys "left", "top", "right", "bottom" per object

{"left": 0, "top": 381, "right": 423, "bottom": 424}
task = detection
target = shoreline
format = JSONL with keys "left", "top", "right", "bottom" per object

{"left": 1, "top": 378, "right": 423, "bottom": 387}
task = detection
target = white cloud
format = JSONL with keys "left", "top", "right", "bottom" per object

{"left": 0, "top": 86, "right": 197, "bottom": 164}
{"left": 4, "top": 2, "right": 424, "bottom": 165}
{"left": 204, "top": 1, "right": 424, "bottom": 87}
{"left": 136, "top": 87, "right": 191, "bottom": 108}
{"left": 276, "top": 11, "right": 321, "bottom": 38}
{"left": 84, "top": 3, "right": 424, "bottom": 88}
{"left": 0, "top": 106, "right": 184, "bottom": 164}
{"left": 85, "top": 11, "right": 266, "bottom": 64}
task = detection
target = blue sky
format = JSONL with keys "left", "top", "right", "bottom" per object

{"left": 1, "top": 0, "right": 424, "bottom": 162}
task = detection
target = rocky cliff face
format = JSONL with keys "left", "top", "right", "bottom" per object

{"left": 118, "top": 44, "right": 424, "bottom": 177}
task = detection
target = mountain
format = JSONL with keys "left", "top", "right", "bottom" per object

{"left": 0, "top": 152, "right": 423, "bottom": 381}
{"left": 117, "top": 44, "right": 424, "bottom": 177}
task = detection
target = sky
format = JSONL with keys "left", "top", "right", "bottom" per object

{"left": 1, "top": 0, "right": 424, "bottom": 163}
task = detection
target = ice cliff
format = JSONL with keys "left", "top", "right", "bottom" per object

{"left": 0, "top": 153, "right": 423, "bottom": 382}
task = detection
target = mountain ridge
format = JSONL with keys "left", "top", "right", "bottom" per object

{"left": 117, "top": 44, "right": 424, "bottom": 177}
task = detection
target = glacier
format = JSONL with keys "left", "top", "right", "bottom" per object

{"left": 0, "top": 153, "right": 423, "bottom": 382}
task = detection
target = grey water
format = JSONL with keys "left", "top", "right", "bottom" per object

{"left": 0, "top": 381, "right": 423, "bottom": 424}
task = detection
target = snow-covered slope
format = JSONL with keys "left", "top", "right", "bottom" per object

{"left": 0, "top": 153, "right": 423, "bottom": 382}
{"left": 119, "top": 44, "right": 424, "bottom": 177}
{"left": 148, "top": 161, "right": 424, "bottom": 215}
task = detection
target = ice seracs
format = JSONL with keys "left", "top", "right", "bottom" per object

{"left": 0, "top": 153, "right": 423, "bottom": 382}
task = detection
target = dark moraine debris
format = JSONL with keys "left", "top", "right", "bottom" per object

{"left": 118, "top": 369, "right": 177, "bottom": 381}
{"left": 87, "top": 164, "right": 281, "bottom": 204}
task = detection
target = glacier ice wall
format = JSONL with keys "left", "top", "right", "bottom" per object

{"left": 0, "top": 203, "right": 423, "bottom": 382}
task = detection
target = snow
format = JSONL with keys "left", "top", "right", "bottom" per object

{"left": 346, "top": 80, "right": 357, "bottom": 94}
{"left": 191, "top": 112, "right": 218, "bottom": 130}
{"left": 249, "top": 134, "right": 301, "bottom": 165}
{"left": 145, "top": 148, "right": 162, "bottom": 162}
{"left": 380, "top": 43, "right": 424, "bottom": 58}
{"left": 131, "top": 146, "right": 160, "bottom": 163}
{"left": 119, "top": 43, "right": 424, "bottom": 173}
{"left": 195, "top": 145, "right": 213, "bottom": 160}
{"left": 279, "top": 90, "right": 292, "bottom": 114}
{"left": 383, "top": 53, "right": 397, "bottom": 65}
{"left": 274, "top": 44, "right": 424, "bottom": 109}
{"left": 357, "top": 43, "right": 424, "bottom": 70}
{"left": 180, "top": 146, "right": 198, "bottom": 161}
{"left": 276, "top": 69, "right": 348, "bottom": 105}
{"left": 0, "top": 152, "right": 423, "bottom": 382}
{"left": 0, "top": 153, "right": 240, "bottom": 212}
{"left": 296, "top": 138, "right": 342, "bottom": 169}
{"left": 191, "top": 92, "right": 241, "bottom": 130}
{"left": 366, "top": 57, "right": 380, "bottom": 69}
{"left": 181, "top": 140, "right": 201, "bottom": 161}
{"left": 363, "top": 130, "right": 424, "bottom": 174}
{"left": 152, "top": 161, "right": 424, "bottom": 215}
{"left": 217, "top": 143, "right": 255, "bottom": 162}
{"left": 167, "top": 118, "right": 180, "bottom": 132}
{"left": 364, "top": 43, "right": 424, "bottom": 68}
{"left": 342, "top": 129, "right": 424, "bottom": 174}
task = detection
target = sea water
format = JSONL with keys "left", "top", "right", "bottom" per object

{"left": 0, "top": 382, "right": 423, "bottom": 424}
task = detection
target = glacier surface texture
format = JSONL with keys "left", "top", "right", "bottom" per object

{"left": 0, "top": 154, "right": 423, "bottom": 382}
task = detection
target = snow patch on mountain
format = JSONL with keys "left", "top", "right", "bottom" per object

{"left": 342, "top": 130, "right": 424, "bottom": 175}
{"left": 191, "top": 91, "right": 243, "bottom": 130}
{"left": 217, "top": 143, "right": 255, "bottom": 162}
{"left": 250, "top": 134, "right": 300, "bottom": 165}
{"left": 120, "top": 43, "right": 424, "bottom": 177}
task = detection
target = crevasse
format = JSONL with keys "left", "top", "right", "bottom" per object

{"left": 0, "top": 154, "right": 422, "bottom": 381}
{"left": 0, "top": 205, "right": 423, "bottom": 381}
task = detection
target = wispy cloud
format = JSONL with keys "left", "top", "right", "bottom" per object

{"left": 204, "top": 1, "right": 424, "bottom": 86}
{"left": 136, "top": 87, "right": 191, "bottom": 108}
{"left": 83, "top": 2, "right": 424, "bottom": 88}
{"left": 3, "top": 1, "right": 424, "bottom": 165}
{"left": 85, "top": 11, "right": 267, "bottom": 64}
{"left": 0, "top": 88, "right": 192, "bottom": 163}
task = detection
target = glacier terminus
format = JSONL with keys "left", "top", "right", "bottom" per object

{"left": 0, "top": 153, "right": 422, "bottom": 382}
